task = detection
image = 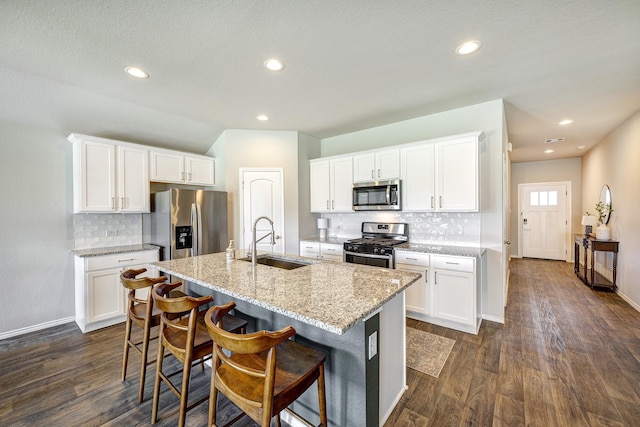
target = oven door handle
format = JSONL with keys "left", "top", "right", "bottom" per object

{"left": 344, "top": 251, "right": 392, "bottom": 260}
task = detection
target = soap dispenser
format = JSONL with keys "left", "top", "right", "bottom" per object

{"left": 225, "top": 240, "right": 235, "bottom": 262}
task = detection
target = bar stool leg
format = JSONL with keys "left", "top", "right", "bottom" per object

{"left": 318, "top": 364, "right": 327, "bottom": 426}
{"left": 138, "top": 319, "right": 152, "bottom": 403}
{"left": 121, "top": 316, "right": 133, "bottom": 381}
{"left": 151, "top": 342, "right": 165, "bottom": 424}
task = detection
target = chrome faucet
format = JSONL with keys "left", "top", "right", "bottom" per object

{"left": 251, "top": 216, "right": 276, "bottom": 266}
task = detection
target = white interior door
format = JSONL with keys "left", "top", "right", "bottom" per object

{"left": 520, "top": 183, "right": 568, "bottom": 260}
{"left": 241, "top": 169, "right": 284, "bottom": 254}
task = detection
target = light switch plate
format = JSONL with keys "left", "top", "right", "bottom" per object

{"left": 368, "top": 331, "right": 378, "bottom": 360}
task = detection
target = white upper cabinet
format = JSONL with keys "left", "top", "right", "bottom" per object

{"left": 310, "top": 156, "right": 353, "bottom": 212}
{"left": 401, "top": 132, "right": 481, "bottom": 212}
{"left": 185, "top": 155, "right": 215, "bottom": 185}
{"left": 118, "top": 145, "right": 150, "bottom": 212}
{"left": 69, "top": 134, "right": 149, "bottom": 213}
{"left": 150, "top": 149, "right": 215, "bottom": 186}
{"left": 353, "top": 148, "right": 400, "bottom": 182}
{"left": 436, "top": 134, "right": 479, "bottom": 211}
{"left": 401, "top": 143, "right": 436, "bottom": 211}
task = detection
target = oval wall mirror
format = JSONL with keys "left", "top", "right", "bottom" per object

{"left": 599, "top": 184, "right": 612, "bottom": 224}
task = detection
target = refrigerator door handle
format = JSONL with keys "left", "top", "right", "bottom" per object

{"left": 196, "top": 203, "right": 203, "bottom": 256}
{"left": 191, "top": 203, "right": 199, "bottom": 257}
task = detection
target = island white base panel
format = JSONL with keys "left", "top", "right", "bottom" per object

{"left": 187, "top": 283, "right": 407, "bottom": 427}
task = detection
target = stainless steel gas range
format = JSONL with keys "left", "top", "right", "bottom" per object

{"left": 343, "top": 222, "right": 408, "bottom": 268}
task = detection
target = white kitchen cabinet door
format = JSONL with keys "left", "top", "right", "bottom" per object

{"left": 353, "top": 153, "right": 376, "bottom": 182}
{"left": 117, "top": 145, "right": 149, "bottom": 212}
{"left": 329, "top": 157, "right": 354, "bottom": 212}
{"left": 310, "top": 160, "right": 331, "bottom": 212}
{"left": 185, "top": 155, "right": 215, "bottom": 185}
{"left": 432, "top": 269, "right": 474, "bottom": 325}
{"left": 150, "top": 150, "right": 184, "bottom": 182}
{"left": 310, "top": 157, "right": 353, "bottom": 212}
{"left": 74, "top": 139, "right": 116, "bottom": 212}
{"left": 432, "top": 255, "right": 475, "bottom": 326}
{"left": 86, "top": 268, "right": 125, "bottom": 324}
{"left": 375, "top": 148, "right": 400, "bottom": 180}
{"left": 150, "top": 150, "right": 215, "bottom": 185}
{"left": 401, "top": 143, "right": 435, "bottom": 211}
{"left": 353, "top": 149, "right": 400, "bottom": 182}
{"left": 395, "top": 251, "right": 430, "bottom": 315}
{"left": 437, "top": 136, "right": 478, "bottom": 211}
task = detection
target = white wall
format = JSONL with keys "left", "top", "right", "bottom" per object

{"left": 510, "top": 158, "right": 582, "bottom": 258}
{"left": 582, "top": 110, "right": 640, "bottom": 309}
{"left": 0, "top": 122, "right": 75, "bottom": 335}
{"left": 321, "top": 99, "right": 506, "bottom": 322}
{"left": 209, "top": 129, "right": 320, "bottom": 255}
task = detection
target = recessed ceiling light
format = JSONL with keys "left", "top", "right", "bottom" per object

{"left": 577, "top": 145, "right": 586, "bottom": 150}
{"left": 559, "top": 119, "right": 573, "bottom": 125}
{"left": 544, "top": 149, "right": 554, "bottom": 154}
{"left": 455, "top": 40, "right": 482, "bottom": 55}
{"left": 263, "top": 59, "right": 285, "bottom": 71}
{"left": 124, "top": 66, "right": 149, "bottom": 79}
{"left": 256, "top": 114, "right": 269, "bottom": 121}
{"left": 544, "top": 137, "right": 565, "bottom": 144}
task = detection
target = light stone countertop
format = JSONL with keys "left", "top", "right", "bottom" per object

{"left": 71, "top": 243, "right": 160, "bottom": 258}
{"left": 152, "top": 251, "right": 421, "bottom": 335}
{"left": 395, "top": 242, "right": 486, "bottom": 258}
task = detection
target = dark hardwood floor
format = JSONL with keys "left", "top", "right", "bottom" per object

{"left": 2, "top": 258, "right": 640, "bottom": 426}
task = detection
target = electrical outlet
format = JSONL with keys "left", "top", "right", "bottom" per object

{"left": 368, "top": 331, "right": 378, "bottom": 360}
{"left": 105, "top": 229, "right": 118, "bottom": 237}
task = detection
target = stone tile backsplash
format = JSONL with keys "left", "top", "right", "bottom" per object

{"left": 73, "top": 213, "right": 143, "bottom": 249}
{"left": 321, "top": 211, "right": 481, "bottom": 246}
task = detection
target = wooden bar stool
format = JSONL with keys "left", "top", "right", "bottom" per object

{"left": 151, "top": 283, "right": 247, "bottom": 427}
{"left": 205, "top": 302, "right": 327, "bottom": 427}
{"left": 120, "top": 268, "right": 172, "bottom": 403}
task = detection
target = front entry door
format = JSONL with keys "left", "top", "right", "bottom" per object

{"left": 240, "top": 169, "right": 285, "bottom": 254}
{"left": 520, "top": 183, "right": 568, "bottom": 261}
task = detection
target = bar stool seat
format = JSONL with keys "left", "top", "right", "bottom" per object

{"left": 205, "top": 302, "right": 327, "bottom": 427}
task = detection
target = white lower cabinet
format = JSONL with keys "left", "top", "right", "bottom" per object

{"left": 395, "top": 250, "right": 483, "bottom": 334}
{"left": 299, "top": 241, "right": 344, "bottom": 262}
{"left": 432, "top": 255, "right": 475, "bottom": 326}
{"left": 394, "top": 251, "right": 430, "bottom": 316}
{"left": 74, "top": 249, "right": 159, "bottom": 333}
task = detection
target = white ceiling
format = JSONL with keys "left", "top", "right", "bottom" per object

{"left": 1, "top": 0, "right": 639, "bottom": 162}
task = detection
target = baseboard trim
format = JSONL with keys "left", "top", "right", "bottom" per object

{"left": 617, "top": 291, "right": 640, "bottom": 313}
{"left": 0, "top": 317, "right": 75, "bottom": 340}
{"left": 481, "top": 314, "right": 505, "bottom": 324}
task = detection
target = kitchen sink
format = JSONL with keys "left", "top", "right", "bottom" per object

{"left": 239, "top": 255, "right": 312, "bottom": 270}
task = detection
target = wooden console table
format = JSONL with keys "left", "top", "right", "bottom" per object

{"left": 574, "top": 234, "right": 619, "bottom": 291}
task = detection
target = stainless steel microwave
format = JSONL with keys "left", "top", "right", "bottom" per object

{"left": 352, "top": 180, "right": 401, "bottom": 211}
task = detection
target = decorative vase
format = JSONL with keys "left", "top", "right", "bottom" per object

{"left": 596, "top": 225, "right": 610, "bottom": 240}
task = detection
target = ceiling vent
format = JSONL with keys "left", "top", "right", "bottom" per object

{"left": 544, "top": 137, "right": 565, "bottom": 144}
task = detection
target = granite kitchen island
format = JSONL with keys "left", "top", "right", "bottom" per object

{"left": 152, "top": 251, "right": 421, "bottom": 427}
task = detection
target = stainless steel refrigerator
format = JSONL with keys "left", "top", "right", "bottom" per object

{"left": 146, "top": 188, "right": 228, "bottom": 261}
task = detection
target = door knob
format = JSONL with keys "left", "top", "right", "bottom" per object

{"left": 504, "top": 240, "right": 511, "bottom": 245}
{"left": 275, "top": 235, "right": 281, "bottom": 239}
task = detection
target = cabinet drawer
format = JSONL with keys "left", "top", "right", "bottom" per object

{"left": 394, "top": 251, "right": 430, "bottom": 266}
{"left": 299, "top": 241, "right": 320, "bottom": 253}
{"left": 321, "top": 244, "right": 343, "bottom": 257}
{"left": 85, "top": 250, "right": 159, "bottom": 271}
{"left": 431, "top": 255, "right": 474, "bottom": 273}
